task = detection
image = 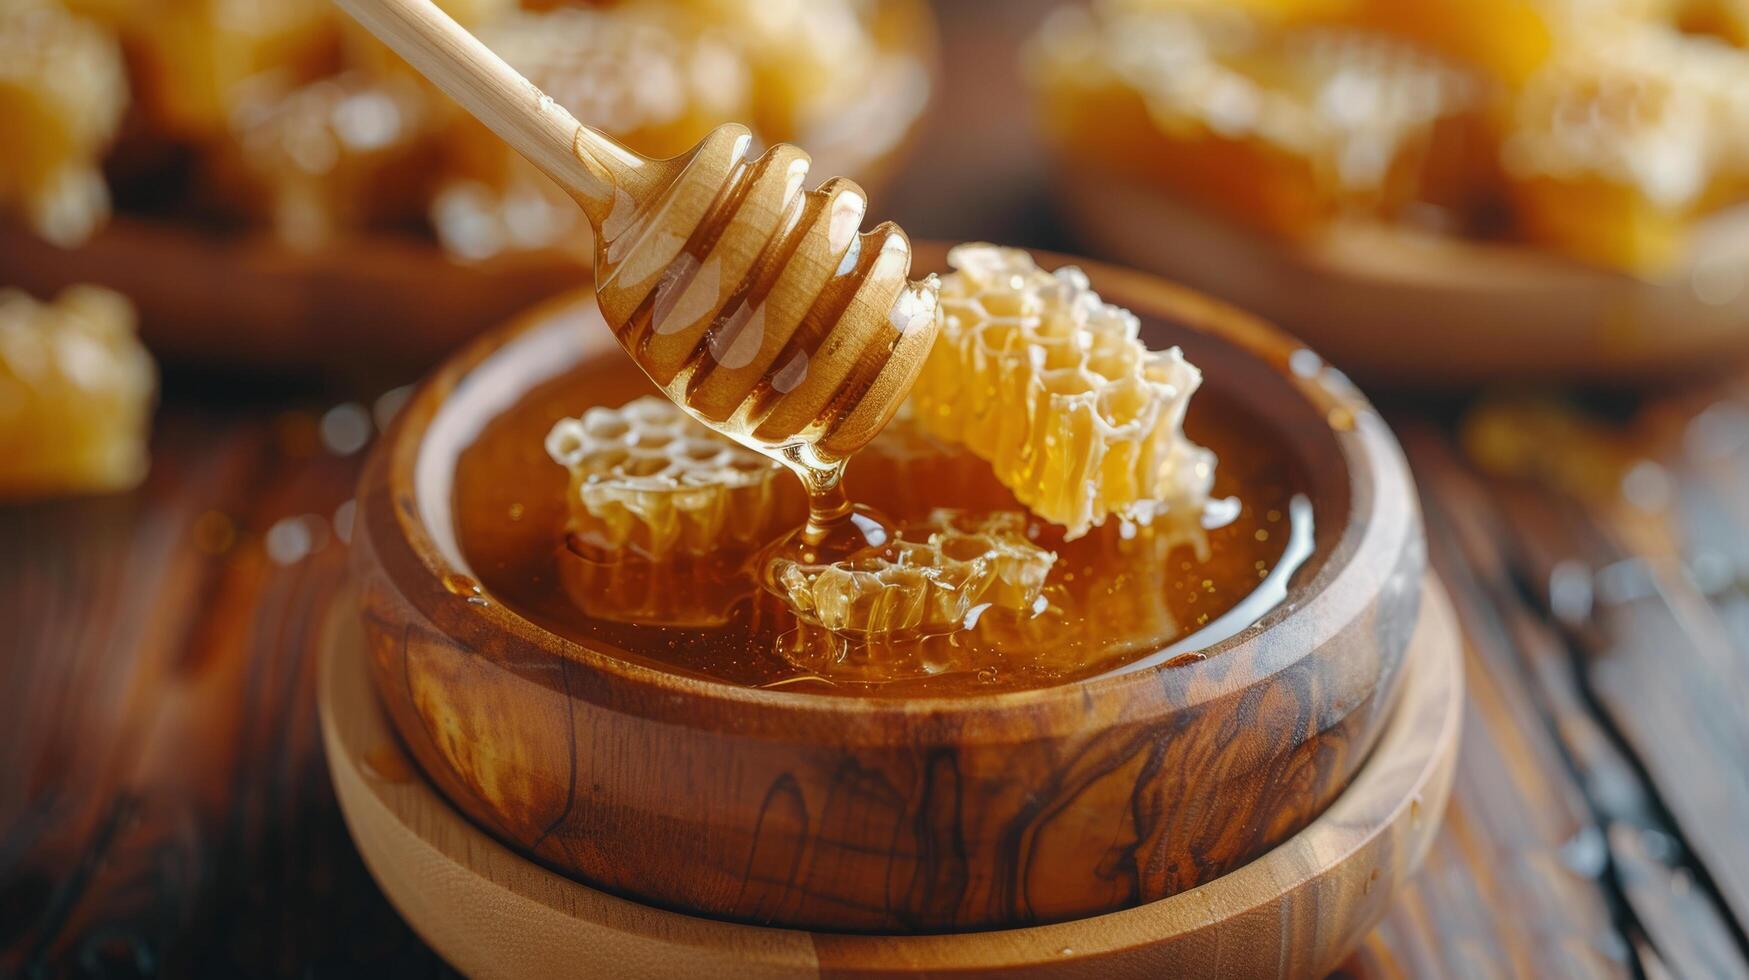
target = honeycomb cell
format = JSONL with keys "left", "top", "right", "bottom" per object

{"left": 124, "top": 0, "right": 338, "bottom": 140}
{"left": 431, "top": 5, "right": 750, "bottom": 260}
{"left": 0, "top": 286, "right": 155, "bottom": 498}
{"left": 764, "top": 509, "right": 1058, "bottom": 637}
{"left": 0, "top": 1, "right": 127, "bottom": 246}
{"left": 221, "top": 71, "right": 435, "bottom": 250}
{"left": 1030, "top": 2, "right": 1486, "bottom": 239}
{"left": 1500, "top": 30, "right": 1749, "bottom": 274}
{"left": 545, "top": 395, "right": 799, "bottom": 560}
{"left": 907, "top": 244, "right": 1216, "bottom": 542}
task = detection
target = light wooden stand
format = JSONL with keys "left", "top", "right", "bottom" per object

{"left": 318, "top": 578, "right": 1462, "bottom": 978}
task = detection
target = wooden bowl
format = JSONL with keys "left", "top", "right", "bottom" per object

{"left": 1057, "top": 164, "right": 1749, "bottom": 387}
{"left": 320, "top": 577, "right": 1461, "bottom": 977}
{"left": 347, "top": 243, "right": 1427, "bottom": 933}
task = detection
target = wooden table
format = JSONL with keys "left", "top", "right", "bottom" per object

{"left": 8, "top": 370, "right": 1749, "bottom": 979}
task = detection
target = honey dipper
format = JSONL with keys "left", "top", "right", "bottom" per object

{"left": 335, "top": 0, "right": 941, "bottom": 500}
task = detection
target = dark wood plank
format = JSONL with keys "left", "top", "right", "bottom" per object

{"left": 1403, "top": 420, "right": 1749, "bottom": 979}
{"left": 1611, "top": 823, "right": 1749, "bottom": 980}
{"left": 0, "top": 405, "right": 449, "bottom": 978}
{"left": 0, "top": 415, "right": 262, "bottom": 969}
{"left": 1460, "top": 396, "right": 1749, "bottom": 942}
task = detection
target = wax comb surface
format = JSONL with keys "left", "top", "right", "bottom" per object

{"left": 766, "top": 509, "right": 1057, "bottom": 636}
{"left": 546, "top": 395, "right": 796, "bottom": 559}
{"left": 910, "top": 244, "right": 1215, "bottom": 541}
{"left": 1031, "top": 3, "right": 1482, "bottom": 237}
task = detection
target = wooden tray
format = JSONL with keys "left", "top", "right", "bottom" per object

{"left": 1058, "top": 165, "right": 1749, "bottom": 388}
{"left": 0, "top": 218, "right": 585, "bottom": 375}
{"left": 318, "top": 576, "right": 1462, "bottom": 978}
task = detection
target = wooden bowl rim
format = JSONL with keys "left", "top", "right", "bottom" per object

{"left": 320, "top": 577, "right": 1462, "bottom": 972}
{"left": 360, "top": 242, "right": 1418, "bottom": 734}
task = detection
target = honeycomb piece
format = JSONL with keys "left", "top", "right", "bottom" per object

{"left": 0, "top": 1, "right": 127, "bottom": 246}
{"left": 431, "top": 5, "right": 750, "bottom": 260}
{"left": 221, "top": 71, "right": 435, "bottom": 250}
{"left": 765, "top": 510, "right": 1057, "bottom": 637}
{"left": 0, "top": 286, "right": 155, "bottom": 498}
{"left": 662, "top": 0, "right": 879, "bottom": 143}
{"left": 545, "top": 396, "right": 797, "bottom": 560}
{"left": 1500, "top": 31, "right": 1749, "bottom": 274}
{"left": 1337, "top": 0, "right": 1674, "bottom": 86}
{"left": 1029, "top": 2, "right": 1485, "bottom": 238}
{"left": 124, "top": 0, "right": 338, "bottom": 140}
{"left": 907, "top": 244, "right": 1216, "bottom": 542}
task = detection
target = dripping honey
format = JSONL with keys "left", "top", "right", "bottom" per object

{"left": 452, "top": 356, "right": 1312, "bottom": 697}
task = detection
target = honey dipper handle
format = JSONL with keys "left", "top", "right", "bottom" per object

{"left": 332, "top": 0, "right": 649, "bottom": 220}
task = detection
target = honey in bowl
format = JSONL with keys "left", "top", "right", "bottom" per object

{"left": 452, "top": 247, "right": 1311, "bottom": 696}
{"left": 454, "top": 370, "right": 1306, "bottom": 695}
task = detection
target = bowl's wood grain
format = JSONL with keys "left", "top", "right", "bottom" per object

{"left": 1058, "top": 164, "right": 1749, "bottom": 387}
{"left": 348, "top": 244, "right": 1427, "bottom": 932}
{"left": 321, "top": 577, "right": 1461, "bottom": 978}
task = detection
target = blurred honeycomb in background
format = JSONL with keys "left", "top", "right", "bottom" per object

{"left": 0, "top": 0, "right": 935, "bottom": 259}
{"left": 431, "top": 4, "right": 755, "bottom": 260}
{"left": 0, "top": 0, "right": 129, "bottom": 246}
{"left": 1031, "top": 0, "right": 1749, "bottom": 277}
{"left": 0, "top": 285, "right": 155, "bottom": 497}
{"left": 0, "top": 0, "right": 935, "bottom": 493}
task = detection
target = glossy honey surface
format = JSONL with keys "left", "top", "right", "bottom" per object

{"left": 451, "top": 356, "right": 1310, "bottom": 697}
